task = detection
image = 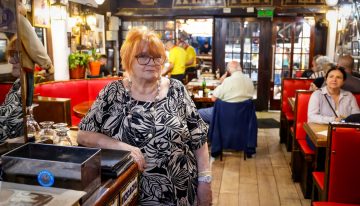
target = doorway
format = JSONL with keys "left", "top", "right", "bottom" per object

{"left": 214, "top": 18, "right": 272, "bottom": 110}
{"left": 269, "top": 17, "right": 314, "bottom": 110}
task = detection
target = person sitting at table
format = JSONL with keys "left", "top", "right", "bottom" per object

{"left": 308, "top": 65, "right": 360, "bottom": 124}
{"left": 200, "top": 41, "right": 211, "bottom": 54}
{"left": 99, "top": 54, "right": 111, "bottom": 76}
{"left": 0, "top": 37, "right": 23, "bottom": 141}
{"left": 77, "top": 27, "right": 212, "bottom": 206}
{"left": 198, "top": 60, "right": 254, "bottom": 124}
{"left": 301, "top": 54, "right": 321, "bottom": 78}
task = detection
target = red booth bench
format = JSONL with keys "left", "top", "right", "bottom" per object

{"left": 0, "top": 82, "right": 14, "bottom": 104}
{"left": 34, "top": 77, "right": 121, "bottom": 126}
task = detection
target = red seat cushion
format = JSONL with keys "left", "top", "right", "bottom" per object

{"left": 313, "top": 202, "right": 360, "bottom": 206}
{"left": 312, "top": 171, "right": 325, "bottom": 191}
{"left": 298, "top": 139, "right": 315, "bottom": 155}
{"left": 0, "top": 83, "right": 13, "bottom": 104}
{"left": 285, "top": 111, "right": 294, "bottom": 121}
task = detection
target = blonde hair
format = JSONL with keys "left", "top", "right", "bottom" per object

{"left": 120, "top": 27, "right": 166, "bottom": 73}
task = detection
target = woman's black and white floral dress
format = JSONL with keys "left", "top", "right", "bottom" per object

{"left": 0, "top": 79, "right": 23, "bottom": 141}
{"left": 79, "top": 79, "right": 208, "bottom": 206}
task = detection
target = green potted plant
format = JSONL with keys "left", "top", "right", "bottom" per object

{"left": 68, "top": 52, "right": 89, "bottom": 79}
{"left": 88, "top": 49, "right": 101, "bottom": 76}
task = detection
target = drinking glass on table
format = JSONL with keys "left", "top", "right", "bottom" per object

{"left": 53, "top": 123, "right": 72, "bottom": 146}
{"left": 39, "top": 121, "right": 55, "bottom": 141}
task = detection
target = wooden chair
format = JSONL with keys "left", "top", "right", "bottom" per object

{"left": 290, "top": 90, "right": 314, "bottom": 198}
{"left": 208, "top": 99, "right": 257, "bottom": 160}
{"left": 312, "top": 123, "right": 360, "bottom": 204}
{"left": 280, "top": 78, "right": 313, "bottom": 151}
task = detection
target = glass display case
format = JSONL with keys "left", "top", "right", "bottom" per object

{"left": 224, "top": 20, "right": 260, "bottom": 99}
{"left": 121, "top": 20, "right": 175, "bottom": 43}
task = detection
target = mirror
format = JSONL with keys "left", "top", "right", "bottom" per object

{"left": 0, "top": 0, "right": 24, "bottom": 142}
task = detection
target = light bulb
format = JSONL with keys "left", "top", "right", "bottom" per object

{"left": 95, "top": 0, "right": 105, "bottom": 5}
{"left": 325, "top": 0, "right": 338, "bottom": 7}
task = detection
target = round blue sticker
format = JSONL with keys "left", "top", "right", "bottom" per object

{"left": 37, "top": 170, "right": 55, "bottom": 187}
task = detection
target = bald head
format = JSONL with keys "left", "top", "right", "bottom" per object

{"left": 337, "top": 55, "right": 354, "bottom": 74}
{"left": 226, "top": 61, "right": 242, "bottom": 74}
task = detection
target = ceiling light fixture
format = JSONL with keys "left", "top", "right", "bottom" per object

{"left": 94, "top": 0, "right": 105, "bottom": 5}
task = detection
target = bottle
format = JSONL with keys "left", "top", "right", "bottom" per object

{"left": 202, "top": 78, "right": 207, "bottom": 97}
{"left": 112, "top": 67, "right": 117, "bottom": 76}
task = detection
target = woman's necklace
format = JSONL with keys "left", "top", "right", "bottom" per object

{"left": 125, "top": 78, "right": 161, "bottom": 139}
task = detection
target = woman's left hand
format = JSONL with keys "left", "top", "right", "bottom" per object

{"left": 197, "top": 182, "right": 212, "bottom": 206}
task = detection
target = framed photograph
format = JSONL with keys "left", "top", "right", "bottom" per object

{"left": 351, "top": 41, "right": 359, "bottom": 56}
{"left": 22, "top": 0, "right": 32, "bottom": 12}
{"left": 32, "top": 0, "right": 50, "bottom": 28}
{"left": 69, "top": 2, "right": 81, "bottom": 17}
{"left": 0, "top": 39, "right": 7, "bottom": 64}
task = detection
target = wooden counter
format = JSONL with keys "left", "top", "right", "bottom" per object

{"left": 83, "top": 163, "right": 139, "bottom": 206}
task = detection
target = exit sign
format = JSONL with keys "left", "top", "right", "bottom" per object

{"left": 257, "top": 9, "right": 274, "bottom": 18}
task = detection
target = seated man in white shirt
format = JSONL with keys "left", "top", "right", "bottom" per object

{"left": 198, "top": 60, "right": 255, "bottom": 124}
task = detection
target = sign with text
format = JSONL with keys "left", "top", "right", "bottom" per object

{"left": 257, "top": 9, "right": 274, "bottom": 18}
{"left": 173, "top": 0, "right": 226, "bottom": 8}
{"left": 228, "top": 0, "right": 272, "bottom": 6}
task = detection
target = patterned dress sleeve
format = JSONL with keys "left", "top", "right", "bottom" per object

{"left": 0, "top": 79, "right": 24, "bottom": 141}
{"left": 78, "top": 81, "right": 122, "bottom": 135}
{"left": 181, "top": 82, "right": 208, "bottom": 150}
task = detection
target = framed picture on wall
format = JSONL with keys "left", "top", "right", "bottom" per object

{"left": 32, "top": 0, "right": 50, "bottom": 28}
{"left": 69, "top": 2, "right": 81, "bottom": 17}
{"left": 0, "top": 39, "right": 7, "bottom": 64}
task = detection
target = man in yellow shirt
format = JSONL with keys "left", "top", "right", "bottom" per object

{"left": 163, "top": 41, "right": 187, "bottom": 83}
{"left": 179, "top": 40, "right": 197, "bottom": 82}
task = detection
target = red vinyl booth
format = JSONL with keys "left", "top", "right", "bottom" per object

{"left": 312, "top": 123, "right": 360, "bottom": 205}
{"left": 280, "top": 78, "right": 313, "bottom": 150}
{"left": 290, "top": 90, "right": 314, "bottom": 198}
{"left": 0, "top": 82, "right": 13, "bottom": 105}
{"left": 34, "top": 78, "right": 121, "bottom": 126}
{"left": 313, "top": 203, "right": 360, "bottom": 206}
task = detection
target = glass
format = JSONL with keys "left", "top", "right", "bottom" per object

{"left": 26, "top": 104, "right": 41, "bottom": 141}
{"left": 39, "top": 121, "right": 55, "bottom": 141}
{"left": 53, "top": 123, "right": 72, "bottom": 146}
{"left": 135, "top": 55, "right": 165, "bottom": 66}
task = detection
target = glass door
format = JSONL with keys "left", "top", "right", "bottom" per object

{"left": 270, "top": 18, "right": 312, "bottom": 109}
{"left": 224, "top": 20, "right": 260, "bottom": 100}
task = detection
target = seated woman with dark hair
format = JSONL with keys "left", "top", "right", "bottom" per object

{"left": 308, "top": 65, "right": 360, "bottom": 124}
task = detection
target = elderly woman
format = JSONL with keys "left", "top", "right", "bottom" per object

{"left": 78, "top": 28, "right": 212, "bottom": 205}
{"left": 308, "top": 65, "right": 360, "bottom": 124}
{"left": 309, "top": 56, "right": 332, "bottom": 79}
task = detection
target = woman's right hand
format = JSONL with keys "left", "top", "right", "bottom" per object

{"left": 126, "top": 145, "right": 146, "bottom": 172}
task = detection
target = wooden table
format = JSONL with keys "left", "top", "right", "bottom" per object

{"left": 73, "top": 100, "right": 95, "bottom": 118}
{"left": 303, "top": 122, "right": 328, "bottom": 147}
{"left": 288, "top": 97, "right": 295, "bottom": 112}
{"left": 303, "top": 122, "right": 328, "bottom": 171}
